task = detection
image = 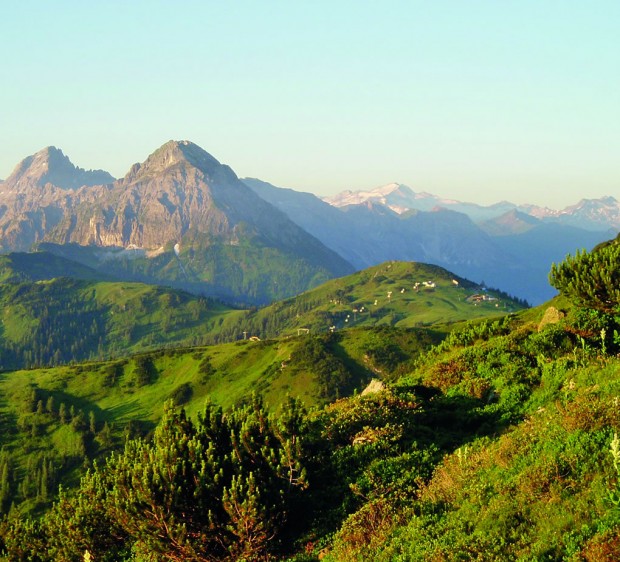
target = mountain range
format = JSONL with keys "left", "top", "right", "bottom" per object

{"left": 243, "top": 179, "right": 616, "bottom": 304}
{"left": 324, "top": 182, "right": 620, "bottom": 231}
{"left": 0, "top": 142, "right": 616, "bottom": 305}
{"left": 0, "top": 142, "right": 352, "bottom": 304}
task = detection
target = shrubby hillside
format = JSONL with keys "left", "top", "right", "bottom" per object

{"left": 0, "top": 239, "right": 619, "bottom": 560}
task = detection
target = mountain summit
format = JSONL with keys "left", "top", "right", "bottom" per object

{"left": 0, "top": 141, "right": 353, "bottom": 304}
{"left": 3, "top": 146, "right": 115, "bottom": 191}
{"left": 325, "top": 183, "right": 427, "bottom": 214}
{"left": 122, "top": 140, "right": 226, "bottom": 184}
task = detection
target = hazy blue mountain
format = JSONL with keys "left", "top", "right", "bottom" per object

{"left": 325, "top": 183, "right": 620, "bottom": 232}
{"left": 538, "top": 196, "right": 620, "bottom": 231}
{"left": 245, "top": 178, "right": 611, "bottom": 304}
{"left": 325, "top": 182, "right": 521, "bottom": 222}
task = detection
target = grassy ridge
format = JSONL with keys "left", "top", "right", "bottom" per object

{"left": 0, "top": 257, "right": 526, "bottom": 370}
{"left": 0, "top": 277, "right": 242, "bottom": 369}
{"left": 215, "top": 261, "right": 526, "bottom": 341}
{"left": 0, "top": 252, "right": 106, "bottom": 283}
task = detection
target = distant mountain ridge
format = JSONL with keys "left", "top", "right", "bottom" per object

{"left": 244, "top": 179, "right": 614, "bottom": 304}
{"left": 0, "top": 142, "right": 615, "bottom": 306}
{"left": 324, "top": 182, "right": 620, "bottom": 232}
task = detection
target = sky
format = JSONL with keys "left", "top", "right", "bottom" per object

{"left": 0, "top": 1, "right": 618, "bottom": 208}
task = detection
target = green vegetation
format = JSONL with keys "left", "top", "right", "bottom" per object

{"left": 0, "top": 276, "right": 240, "bottom": 369}
{"left": 4, "top": 243, "right": 620, "bottom": 559}
{"left": 550, "top": 237, "right": 620, "bottom": 313}
{"left": 215, "top": 260, "right": 526, "bottom": 342}
{"left": 38, "top": 237, "right": 349, "bottom": 306}
{"left": 0, "top": 325, "right": 437, "bottom": 522}
{"left": 0, "top": 256, "right": 525, "bottom": 371}
{"left": 0, "top": 252, "right": 106, "bottom": 284}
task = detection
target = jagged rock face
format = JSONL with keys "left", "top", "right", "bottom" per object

{"left": 3, "top": 146, "right": 114, "bottom": 191}
{"left": 0, "top": 141, "right": 353, "bottom": 285}
{"left": 56, "top": 147, "right": 232, "bottom": 249}
{"left": 0, "top": 142, "right": 250, "bottom": 249}
{"left": 0, "top": 181, "right": 108, "bottom": 251}
{"left": 46, "top": 140, "right": 327, "bottom": 253}
{"left": 0, "top": 147, "right": 114, "bottom": 250}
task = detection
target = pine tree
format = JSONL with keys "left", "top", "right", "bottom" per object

{"left": 0, "top": 450, "right": 12, "bottom": 513}
{"left": 46, "top": 395, "right": 55, "bottom": 416}
{"left": 89, "top": 411, "right": 96, "bottom": 435}
{"left": 46, "top": 398, "right": 307, "bottom": 559}
{"left": 549, "top": 241, "right": 620, "bottom": 313}
{"left": 97, "top": 422, "right": 113, "bottom": 449}
{"left": 59, "top": 403, "right": 68, "bottom": 425}
{"left": 43, "top": 472, "right": 130, "bottom": 561}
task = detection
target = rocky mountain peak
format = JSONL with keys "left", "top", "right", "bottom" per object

{"left": 4, "top": 146, "right": 114, "bottom": 191}
{"left": 554, "top": 195, "right": 620, "bottom": 230}
{"left": 123, "top": 140, "right": 230, "bottom": 184}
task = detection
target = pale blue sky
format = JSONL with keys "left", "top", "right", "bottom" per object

{"left": 1, "top": 1, "right": 618, "bottom": 208}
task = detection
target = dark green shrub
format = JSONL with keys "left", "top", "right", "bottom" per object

{"left": 550, "top": 242, "right": 620, "bottom": 314}
{"left": 167, "top": 383, "right": 193, "bottom": 406}
{"left": 133, "top": 356, "right": 156, "bottom": 387}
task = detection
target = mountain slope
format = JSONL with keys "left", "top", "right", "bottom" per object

{"left": 0, "top": 321, "right": 444, "bottom": 521}
{"left": 0, "top": 142, "right": 354, "bottom": 304}
{"left": 0, "top": 251, "right": 108, "bottom": 283}
{"left": 0, "top": 272, "right": 240, "bottom": 370}
{"left": 214, "top": 261, "right": 527, "bottom": 343}
{"left": 244, "top": 178, "right": 511, "bottom": 273}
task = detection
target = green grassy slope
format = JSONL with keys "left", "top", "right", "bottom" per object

{"left": 0, "top": 324, "right": 439, "bottom": 516}
{"left": 317, "top": 298, "right": 620, "bottom": 561}
{"left": 0, "top": 277, "right": 241, "bottom": 369}
{"left": 37, "top": 238, "right": 353, "bottom": 306}
{"left": 0, "top": 257, "right": 525, "bottom": 370}
{"left": 0, "top": 251, "right": 108, "bottom": 283}
{"left": 215, "top": 260, "right": 527, "bottom": 341}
